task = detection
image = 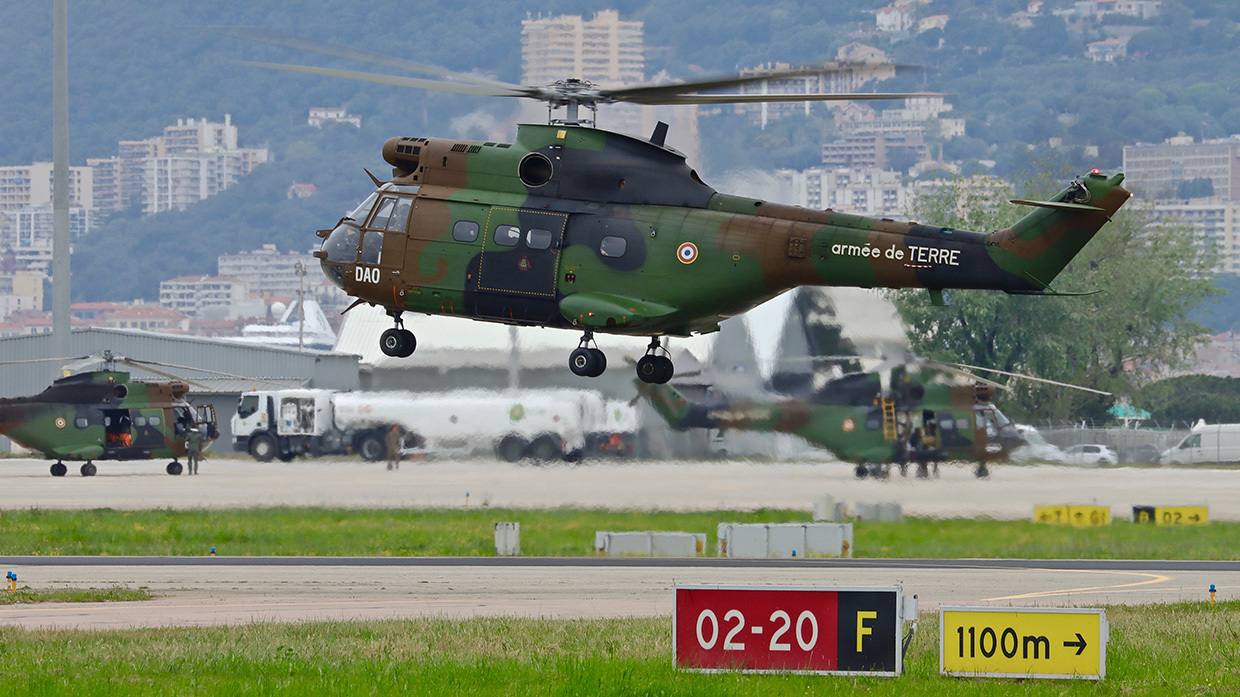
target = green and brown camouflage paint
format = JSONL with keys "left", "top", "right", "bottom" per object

{"left": 0, "top": 371, "right": 214, "bottom": 462}
{"left": 317, "top": 124, "right": 1130, "bottom": 339}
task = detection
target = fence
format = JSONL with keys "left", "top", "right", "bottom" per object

{"left": 1035, "top": 421, "right": 1191, "bottom": 464}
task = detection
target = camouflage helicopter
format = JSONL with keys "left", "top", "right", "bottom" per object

{"left": 0, "top": 352, "right": 220, "bottom": 477}
{"left": 635, "top": 355, "right": 1108, "bottom": 478}
{"left": 218, "top": 29, "right": 1132, "bottom": 385}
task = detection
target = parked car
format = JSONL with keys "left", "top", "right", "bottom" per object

{"left": 1009, "top": 425, "right": 1066, "bottom": 463}
{"left": 1062, "top": 444, "right": 1117, "bottom": 466}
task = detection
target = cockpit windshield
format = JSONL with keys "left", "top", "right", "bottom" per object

{"left": 345, "top": 192, "right": 380, "bottom": 222}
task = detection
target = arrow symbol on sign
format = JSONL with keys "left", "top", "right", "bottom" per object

{"left": 1063, "top": 633, "right": 1087, "bottom": 656}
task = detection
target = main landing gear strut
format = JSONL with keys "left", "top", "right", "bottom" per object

{"left": 379, "top": 312, "right": 416, "bottom": 358}
{"left": 566, "top": 334, "right": 676, "bottom": 384}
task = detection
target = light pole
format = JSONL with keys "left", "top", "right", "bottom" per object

{"left": 293, "top": 260, "right": 306, "bottom": 351}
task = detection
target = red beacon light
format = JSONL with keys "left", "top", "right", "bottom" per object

{"left": 1090, "top": 168, "right": 1101, "bottom": 175}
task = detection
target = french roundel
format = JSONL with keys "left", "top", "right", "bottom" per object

{"left": 677, "top": 242, "right": 699, "bottom": 264}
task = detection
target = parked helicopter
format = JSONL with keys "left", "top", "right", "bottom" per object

{"left": 635, "top": 354, "right": 1108, "bottom": 478}
{"left": 0, "top": 352, "right": 220, "bottom": 476}
{"left": 217, "top": 29, "right": 1132, "bottom": 385}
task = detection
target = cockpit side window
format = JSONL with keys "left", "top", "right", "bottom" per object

{"left": 368, "top": 196, "right": 398, "bottom": 229}
{"left": 360, "top": 230, "right": 383, "bottom": 265}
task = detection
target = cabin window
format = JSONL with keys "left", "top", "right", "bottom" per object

{"left": 360, "top": 230, "right": 383, "bottom": 265}
{"left": 452, "top": 221, "right": 479, "bottom": 242}
{"left": 368, "top": 196, "right": 397, "bottom": 229}
{"left": 865, "top": 414, "right": 881, "bottom": 430}
{"left": 134, "top": 416, "right": 148, "bottom": 427}
{"left": 149, "top": 416, "right": 161, "bottom": 427}
{"left": 1180, "top": 434, "right": 1200, "bottom": 449}
{"left": 494, "top": 225, "right": 521, "bottom": 247}
{"left": 599, "top": 235, "right": 627, "bottom": 257}
{"left": 938, "top": 415, "right": 956, "bottom": 431}
{"left": 237, "top": 395, "right": 259, "bottom": 419}
{"left": 526, "top": 228, "right": 553, "bottom": 250}
{"left": 75, "top": 417, "right": 89, "bottom": 429}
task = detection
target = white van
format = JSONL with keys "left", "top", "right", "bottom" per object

{"left": 1160, "top": 422, "right": 1240, "bottom": 465}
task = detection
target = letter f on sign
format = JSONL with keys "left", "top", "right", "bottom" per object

{"left": 856, "top": 611, "right": 877, "bottom": 652}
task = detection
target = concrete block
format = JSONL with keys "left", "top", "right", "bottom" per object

{"left": 494, "top": 522, "right": 520, "bottom": 556}
{"left": 718, "top": 522, "right": 853, "bottom": 558}
{"left": 813, "top": 495, "right": 846, "bottom": 522}
{"left": 854, "top": 501, "right": 903, "bottom": 522}
{"left": 596, "top": 531, "right": 706, "bottom": 557}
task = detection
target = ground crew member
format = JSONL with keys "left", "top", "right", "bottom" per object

{"left": 385, "top": 425, "right": 402, "bottom": 470}
{"left": 186, "top": 426, "right": 202, "bottom": 475}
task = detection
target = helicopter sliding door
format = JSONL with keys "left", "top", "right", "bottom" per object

{"left": 471, "top": 207, "right": 567, "bottom": 323}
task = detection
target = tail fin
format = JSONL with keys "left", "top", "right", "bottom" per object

{"left": 988, "top": 172, "right": 1131, "bottom": 291}
{"left": 634, "top": 380, "right": 694, "bottom": 428}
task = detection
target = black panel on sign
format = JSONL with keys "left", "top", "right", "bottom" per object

{"left": 836, "top": 591, "right": 898, "bottom": 673}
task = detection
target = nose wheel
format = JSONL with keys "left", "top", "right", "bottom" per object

{"left": 636, "top": 337, "right": 674, "bottom": 384}
{"left": 568, "top": 331, "right": 607, "bottom": 377}
{"left": 379, "top": 314, "right": 416, "bottom": 358}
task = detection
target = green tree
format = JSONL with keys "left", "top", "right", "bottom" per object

{"left": 1135, "top": 375, "right": 1240, "bottom": 424}
{"left": 891, "top": 163, "right": 1218, "bottom": 422}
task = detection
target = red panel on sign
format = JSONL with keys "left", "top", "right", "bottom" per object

{"left": 675, "top": 588, "right": 840, "bottom": 672}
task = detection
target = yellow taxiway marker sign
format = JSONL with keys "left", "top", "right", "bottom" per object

{"left": 940, "top": 607, "right": 1108, "bottom": 680}
{"left": 1033, "top": 504, "right": 1111, "bottom": 526}
{"left": 1133, "top": 505, "right": 1209, "bottom": 525}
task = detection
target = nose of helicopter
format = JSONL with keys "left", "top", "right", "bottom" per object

{"left": 316, "top": 222, "right": 362, "bottom": 291}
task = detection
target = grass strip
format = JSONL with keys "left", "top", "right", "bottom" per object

{"left": 0, "top": 586, "right": 153, "bottom": 605}
{"left": 0, "top": 602, "right": 1235, "bottom": 695}
{"left": 1, "top": 507, "right": 1237, "bottom": 559}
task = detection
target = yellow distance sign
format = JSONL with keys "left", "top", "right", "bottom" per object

{"left": 941, "top": 607, "right": 1108, "bottom": 680}
{"left": 1155, "top": 505, "right": 1208, "bottom": 525}
{"left": 1033, "top": 505, "right": 1111, "bottom": 526}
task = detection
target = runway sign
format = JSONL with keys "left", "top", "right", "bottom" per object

{"left": 1034, "top": 504, "right": 1111, "bottom": 526}
{"left": 940, "top": 607, "right": 1108, "bottom": 680}
{"left": 1132, "top": 505, "right": 1208, "bottom": 525}
{"left": 674, "top": 585, "right": 912, "bottom": 676}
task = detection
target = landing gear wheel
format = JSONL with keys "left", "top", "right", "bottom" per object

{"left": 636, "top": 337, "right": 674, "bottom": 384}
{"left": 496, "top": 435, "right": 528, "bottom": 463}
{"left": 975, "top": 463, "right": 990, "bottom": 479}
{"left": 569, "top": 332, "right": 606, "bottom": 377}
{"left": 916, "top": 462, "right": 930, "bottom": 479}
{"left": 80, "top": 462, "right": 97, "bottom": 477}
{"left": 50, "top": 462, "right": 67, "bottom": 477}
{"left": 380, "top": 328, "right": 416, "bottom": 357}
{"left": 855, "top": 464, "right": 868, "bottom": 479}
{"left": 569, "top": 347, "right": 602, "bottom": 377}
{"left": 636, "top": 355, "right": 674, "bottom": 384}
{"left": 167, "top": 461, "right": 183, "bottom": 476}
{"left": 248, "top": 433, "right": 276, "bottom": 462}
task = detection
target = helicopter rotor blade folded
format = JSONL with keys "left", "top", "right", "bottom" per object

{"left": 120, "top": 358, "right": 304, "bottom": 389}
{"left": 611, "top": 91, "right": 939, "bottom": 106}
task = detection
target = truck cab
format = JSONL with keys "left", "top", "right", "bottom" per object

{"left": 232, "top": 389, "right": 335, "bottom": 461}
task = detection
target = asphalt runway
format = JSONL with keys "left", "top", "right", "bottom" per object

{"left": 2, "top": 455, "right": 1237, "bottom": 520}
{"left": 1, "top": 557, "right": 1234, "bottom": 630}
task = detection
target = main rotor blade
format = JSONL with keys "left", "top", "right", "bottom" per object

{"left": 614, "top": 91, "right": 939, "bottom": 106}
{"left": 0, "top": 355, "right": 89, "bottom": 367}
{"left": 121, "top": 358, "right": 303, "bottom": 388}
{"left": 947, "top": 362, "right": 1113, "bottom": 396}
{"left": 119, "top": 361, "right": 210, "bottom": 390}
{"left": 206, "top": 26, "right": 522, "bottom": 90}
{"left": 920, "top": 360, "right": 1008, "bottom": 390}
{"left": 601, "top": 62, "right": 921, "bottom": 103}
{"left": 238, "top": 61, "right": 537, "bottom": 98}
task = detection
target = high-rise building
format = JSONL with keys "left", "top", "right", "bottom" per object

{"left": 0, "top": 163, "right": 93, "bottom": 212}
{"left": 141, "top": 115, "right": 269, "bottom": 214}
{"left": 521, "top": 10, "right": 644, "bottom": 132}
{"left": 1122, "top": 135, "right": 1240, "bottom": 200}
